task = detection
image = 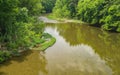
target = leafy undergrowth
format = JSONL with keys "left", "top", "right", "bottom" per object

{"left": 0, "top": 51, "right": 11, "bottom": 63}
{"left": 0, "top": 33, "right": 56, "bottom": 63}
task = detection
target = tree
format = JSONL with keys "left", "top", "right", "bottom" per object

{"left": 53, "top": 0, "right": 79, "bottom": 18}
{"left": 19, "top": 0, "right": 43, "bottom": 15}
{"left": 41, "top": 0, "right": 56, "bottom": 13}
{"left": 0, "top": 0, "right": 45, "bottom": 63}
{"left": 77, "top": 0, "right": 120, "bottom": 32}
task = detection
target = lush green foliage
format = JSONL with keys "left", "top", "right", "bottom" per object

{"left": 77, "top": 0, "right": 104, "bottom": 24}
{"left": 53, "top": 0, "right": 79, "bottom": 18}
{"left": 100, "top": 0, "right": 120, "bottom": 32}
{"left": 0, "top": 51, "right": 10, "bottom": 63}
{"left": 41, "top": 0, "right": 56, "bottom": 13}
{"left": 53, "top": 0, "right": 120, "bottom": 32}
{"left": 19, "top": 0, "right": 43, "bottom": 15}
{"left": 0, "top": 0, "right": 44, "bottom": 63}
{"left": 77, "top": 0, "right": 120, "bottom": 32}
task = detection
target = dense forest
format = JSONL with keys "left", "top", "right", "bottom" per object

{"left": 0, "top": 0, "right": 120, "bottom": 63}
{"left": 0, "top": 0, "right": 55, "bottom": 63}
{"left": 53, "top": 0, "right": 120, "bottom": 32}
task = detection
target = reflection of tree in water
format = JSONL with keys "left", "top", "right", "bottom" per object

{"left": 0, "top": 51, "right": 48, "bottom": 75}
{"left": 46, "top": 23, "right": 120, "bottom": 75}
{"left": 39, "top": 51, "right": 48, "bottom": 75}
{"left": 97, "top": 31, "right": 120, "bottom": 75}
{"left": 0, "top": 72, "right": 7, "bottom": 75}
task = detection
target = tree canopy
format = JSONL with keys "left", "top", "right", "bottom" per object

{"left": 0, "top": 0, "right": 44, "bottom": 62}
{"left": 53, "top": 0, "right": 120, "bottom": 32}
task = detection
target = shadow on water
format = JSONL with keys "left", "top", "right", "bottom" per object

{"left": 0, "top": 72, "right": 7, "bottom": 75}
{"left": 0, "top": 50, "right": 48, "bottom": 75}
{"left": 0, "top": 50, "right": 33, "bottom": 67}
{"left": 0, "top": 51, "right": 32, "bottom": 75}
{"left": 45, "top": 23, "right": 120, "bottom": 75}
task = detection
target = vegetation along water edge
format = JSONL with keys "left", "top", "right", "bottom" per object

{"left": 0, "top": 0, "right": 56, "bottom": 63}
{"left": 0, "top": 0, "right": 119, "bottom": 64}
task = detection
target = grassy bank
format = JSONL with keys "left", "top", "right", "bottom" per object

{"left": 31, "top": 33, "right": 56, "bottom": 51}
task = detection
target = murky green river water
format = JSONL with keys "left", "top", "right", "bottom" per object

{"left": 0, "top": 23, "right": 120, "bottom": 75}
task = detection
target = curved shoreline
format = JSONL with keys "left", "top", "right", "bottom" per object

{"left": 31, "top": 33, "right": 56, "bottom": 51}
{"left": 0, "top": 33, "right": 56, "bottom": 63}
{"left": 39, "top": 16, "right": 84, "bottom": 24}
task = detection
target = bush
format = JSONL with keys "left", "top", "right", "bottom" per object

{"left": 0, "top": 51, "right": 11, "bottom": 63}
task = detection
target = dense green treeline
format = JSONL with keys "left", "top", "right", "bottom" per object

{"left": 53, "top": 0, "right": 79, "bottom": 18}
{"left": 41, "top": 0, "right": 56, "bottom": 13}
{"left": 19, "top": 0, "right": 44, "bottom": 15}
{"left": 77, "top": 0, "right": 120, "bottom": 32}
{"left": 52, "top": 0, "right": 120, "bottom": 32}
{"left": 0, "top": 0, "right": 46, "bottom": 63}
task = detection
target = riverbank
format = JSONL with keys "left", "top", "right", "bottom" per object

{"left": 31, "top": 33, "right": 56, "bottom": 51}
{"left": 45, "top": 14, "right": 120, "bottom": 33}
{"left": 45, "top": 14, "right": 85, "bottom": 24}
{"left": 0, "top": 33, "right": 56, "bottom": 63}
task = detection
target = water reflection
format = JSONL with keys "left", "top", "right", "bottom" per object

{"left": 45, "top": 23, "right": 120, "bottom": 75}
{"left": 0, "top": 72, "right": 7, "bottom": 75}
{"left": 0, "top": 23, "right": 120, "bottom": 75}
{"left": 45, "top": 43, "right": 112, "bottom": 75}
{"left": 0, "top": 51, "right": 48, "bottom": 75}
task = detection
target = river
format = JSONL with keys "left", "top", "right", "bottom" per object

{"left": 0, "top": 17, "right": 120, "bottom": 75}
